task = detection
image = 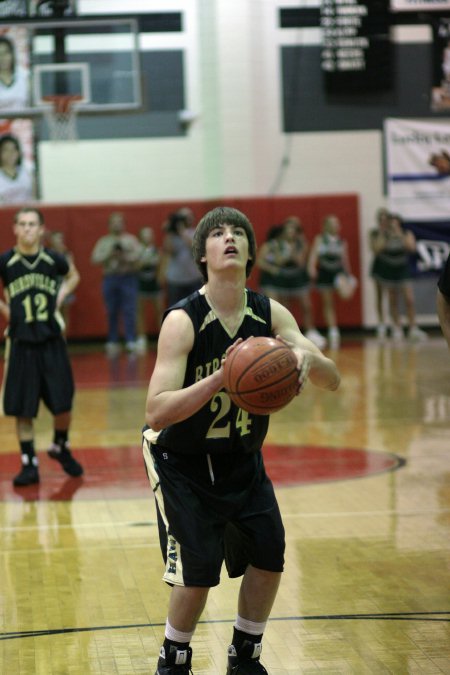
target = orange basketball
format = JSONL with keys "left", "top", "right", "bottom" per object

{"left": 223, "top": 336, "right": 299, "bottom": 415}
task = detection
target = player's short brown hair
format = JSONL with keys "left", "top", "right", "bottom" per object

{"left": 192, "top": 206, "right": 257, "bottom": 281}
{"left": 14, "top": 207, "right": 45, "bottom": 226}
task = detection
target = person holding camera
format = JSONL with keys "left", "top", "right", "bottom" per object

{"left": 91, "top": 211, "right": 142, "bottom": 356}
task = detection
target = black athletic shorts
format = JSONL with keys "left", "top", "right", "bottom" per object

{"left": 142, "top": 438, "right": 285, "bottom": 587}
{"left": 1, "top": 336, "right": 74, "bottom": 418}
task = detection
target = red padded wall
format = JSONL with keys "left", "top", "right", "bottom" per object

{"left": 0, "top": 194, "right": 361, "bottom": 339}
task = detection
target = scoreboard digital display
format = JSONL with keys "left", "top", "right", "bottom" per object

{"left": 321, "top": 0, "right": 392, "bottom": 94}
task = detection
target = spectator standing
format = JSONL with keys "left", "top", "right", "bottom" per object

{"left": 161, "top": 211, "right": 203, "bottom": 307}
{"left": 371, "top": 213, "right": 427, "bottom": 342}
{"left": 136, "top": 226, "right": 163, "bottom": 353}
{"left": 308, "top": 214, "right": 353, "bottom": 349}
{"left": 0, "top": 207, "right": 82, "bottom": 487}
{"left": 369, "top": 207, "right": 390, "bottom": 339}
{"left": 256, "top": 223, "right": 284, "bottom": 295}
{"left": 91, "top": 211, "right": 142, "bottom": 356}
{"left": 257, "top": 217, "right": 326, "bottom": 348}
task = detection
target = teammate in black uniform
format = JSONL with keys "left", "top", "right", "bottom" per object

{"left": 437, "top": 252, "right": 450, "bottom": 349}
{"left": 143, "top": 206, "right": 340, "bottom": 675}
{"left": 0, "top": 207, "right": 83, "bottom": 487}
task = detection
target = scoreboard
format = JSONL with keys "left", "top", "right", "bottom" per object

{"left": 321, "top": 0, "right": 392, "bottom": 94}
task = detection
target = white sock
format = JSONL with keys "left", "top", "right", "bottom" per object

{"left": 165, "top": 619, "right": 194, "bottom": 645}
{"left": 235, "top": 615, "right": 267, "bottom": 636}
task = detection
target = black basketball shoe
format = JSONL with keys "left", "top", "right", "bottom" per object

{"left": 155, "top": 645, "right": 193, "bottom": 674}
{"left": 13, "top": 463, "right": 40, "bottom": 487}
{"left": 226, "top": 641, "right": 268, "bottom": 674}
{"left": 48, "top": 443, "right": 83, "bottom": 477}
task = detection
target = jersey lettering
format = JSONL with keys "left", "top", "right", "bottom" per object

{"left": 8, "top": 273, "right": 57, "bottom": 299}
{"left": 195, "top": 357, "right": 222, "bottom": 382}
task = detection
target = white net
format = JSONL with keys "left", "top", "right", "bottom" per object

{"left": 42, "top": 96, "right": 80, "bottom": 142}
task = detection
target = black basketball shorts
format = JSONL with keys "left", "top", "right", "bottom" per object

{"left": 1, "top": 337, "right": 74, "bottom": 418}
{"left": 142, "top": 438, "right": 286, "bottom": 587}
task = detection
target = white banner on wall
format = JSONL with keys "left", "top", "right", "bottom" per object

{"left": 384, "top": 117, "right": 450, "bottom": 220}
{"left": 391, "top": 0, "right": 450, "bottom": 10}
{"left": 385, "top": 117, "right": 450, "bottom": 322}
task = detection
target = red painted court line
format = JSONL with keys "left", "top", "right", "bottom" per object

{"left": 263, "top": 444, "right": 404, "bottom": 486}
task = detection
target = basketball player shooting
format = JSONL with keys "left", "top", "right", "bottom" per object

{"left": 142, "top": 206, "right": 340, "bottom": 675}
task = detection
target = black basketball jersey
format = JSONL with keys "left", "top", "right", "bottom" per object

{"left": 0, "top": 247, "right": 69, "bottom": 343}
{"left": 154, "top": 288, "right": 273, "bottom": 455}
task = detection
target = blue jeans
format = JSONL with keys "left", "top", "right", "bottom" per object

{"left": 102, "top": 274, "right": 138, "bottom": 343}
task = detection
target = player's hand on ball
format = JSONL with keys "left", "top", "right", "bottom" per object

{"left": 296, "top": 352, "right": 311, "bottom": 394}
{"left": 275, "top": 334, "right": 310, "bottom": 395}
{"left": 221, "top": 338, "right": 244, "bottom": 370}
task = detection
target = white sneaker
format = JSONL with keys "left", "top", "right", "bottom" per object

{"left": 408, "top": 326, "right": 428, "bottom": 342}
{"left": 125, "top": 341, "right": 137, "bottom": 353}
{"left": 105, "top": 341, "right": 121, "bottom": 357}
{"left": 328, "top": 327, "right": 340, "bottom": 348}
{"left": 376, "top": 324, "right": 387, "bottom": 340}
{"left": 392, "top": 326, "right": 404, "bottom": 342}
{"left": 305, "top": 328, "right": 327, "bottom": 349}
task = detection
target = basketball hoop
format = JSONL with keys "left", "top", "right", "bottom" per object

{"left": 41, "top": 95, "right": 82, "bottom": 142}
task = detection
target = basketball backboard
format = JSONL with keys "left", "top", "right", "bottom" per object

{"left": 0, "top": 17, "right": 142, "bottom": 116}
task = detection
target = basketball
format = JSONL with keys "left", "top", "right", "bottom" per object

{"left": 223, "top": 336, "right": 299, "bottom": 415}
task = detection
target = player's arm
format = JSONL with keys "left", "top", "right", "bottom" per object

{"left": 145, "top": 309, "right": 224, "bottom": 431}
{"left": 437, "top": 288, "right": 450, "bottom": 349}
{"left": 0, "top": 296, "right": 10, "bottom": 322}
{"left": 0, "top": 276, "right": 10, "bottom": 321}
{"left": 270, "top": 299, "right": 340, "bottom": 392}
{"left": 56, "top": 259, "right": 80, "bottom": 309}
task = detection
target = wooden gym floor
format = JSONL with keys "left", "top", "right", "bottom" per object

{"left": 0, "top": 334, "right": 449, "bottom": 674}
